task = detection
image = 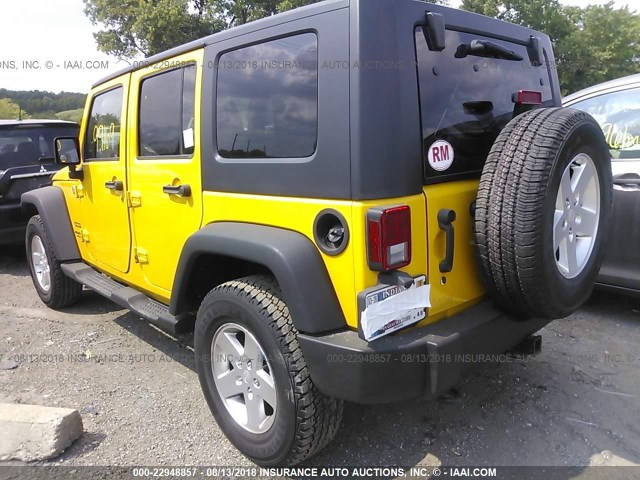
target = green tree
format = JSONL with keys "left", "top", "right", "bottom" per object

{"left": 461, "top": 0, "right": 572, "bottom": 38}
{"left": 83, "top": 0, "right": 318, "bottom": 60}
{"left": 0, "top": 99, "right": 29, "bottom": 120}
{"left": 557, "top": 3, "right": 640, "bottom": 94}
{"left": 461, "top": 0, "right": 640, "bottom": 95}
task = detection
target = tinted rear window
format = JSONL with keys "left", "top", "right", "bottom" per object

{"left": 415, "top": 29, "right": 553, "bottom": 183}
{"left": 0, "top": 125, "right": 79, "bottom": 169}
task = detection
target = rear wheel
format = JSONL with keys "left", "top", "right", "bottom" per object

{"left": 194, "top": 275, "right": 343, "bottom": 466}
{"left": 25, "top": 215, "right": 82, "bottom": 309}
{"left": 475, "top": 107, "right": 612, "bottom": 319}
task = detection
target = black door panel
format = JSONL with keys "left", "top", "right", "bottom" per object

{"left": 598, "top": 183, "right": 640, "bottom": 290}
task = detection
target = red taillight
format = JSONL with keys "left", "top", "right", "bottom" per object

{"left": 514, "top": 90, "right": 542, "bottom": 105}
{"left": 367, "top": 205, "right": 411, "bottom": 271}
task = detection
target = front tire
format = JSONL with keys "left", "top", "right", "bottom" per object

{"left": 194, "top": 275, "right": 343, "bottom": 466}
{"left": 25, "top": 215, "right": 82, "bottom": 309}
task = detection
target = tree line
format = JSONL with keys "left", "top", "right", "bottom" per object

{"left": 0, "top": 89, "right": 86, "bottom": 122}
{"left": 461, "top": 0, "right": 640, "bottom": 94}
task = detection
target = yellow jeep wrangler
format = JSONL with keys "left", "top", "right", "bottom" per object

{"left": 22, "top": 0, "right": 611, "bottom": 466}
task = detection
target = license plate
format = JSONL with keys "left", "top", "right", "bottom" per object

{"left": 361, "top": 275, "right": 428, "bottom": 341}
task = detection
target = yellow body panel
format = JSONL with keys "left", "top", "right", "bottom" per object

{"left": 200, "top": 182, "right": 484, "bottom": 328}
{"left": 58, "top": 161, "right": 486, "bottom": 328}
{"left": 201, "top": 192, "right": 358, "bottom": 326}
{"left": 421, "top": 180, "right": 486, "bottom": 323}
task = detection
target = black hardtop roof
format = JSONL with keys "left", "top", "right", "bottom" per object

{"left": 93, "top": 0, "right": 348, "bottom": 89}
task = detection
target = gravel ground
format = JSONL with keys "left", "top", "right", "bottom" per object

{"left": 1, "top": 245, "right": 639, "bottom": 470}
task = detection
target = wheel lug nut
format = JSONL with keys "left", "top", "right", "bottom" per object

{"left": 253, "top": 379, "right": 260, "bottom": 388}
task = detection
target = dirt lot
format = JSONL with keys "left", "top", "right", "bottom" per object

{"left": 1, "top": 245, "right": 639, "bottom": 471}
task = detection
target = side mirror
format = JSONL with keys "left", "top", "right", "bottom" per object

{"left": 54, "top": 137, "right": 81, "bottom": 165}
{"left": 54, "top": 136, "right": 83, "bottom": 180}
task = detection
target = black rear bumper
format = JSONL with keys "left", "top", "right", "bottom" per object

{"left": 298, "top": 301, "right": 550, "bottom": 404}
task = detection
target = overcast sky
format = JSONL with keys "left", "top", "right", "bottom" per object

{"left": 0, "top": 0, "right": 637, "bottom": 94}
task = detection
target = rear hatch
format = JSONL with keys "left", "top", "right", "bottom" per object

{"left": 415, "top": 12, "right": 559, "bottom": 319}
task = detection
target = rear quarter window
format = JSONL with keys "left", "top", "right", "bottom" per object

{"left": 216, "top": 32, "right": 318, "bottom": 159}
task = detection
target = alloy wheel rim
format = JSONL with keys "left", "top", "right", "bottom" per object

{"left": 211, "top": 322, "right": 277, "bottom": 434}
{"left": 553, "top": 153, "right": 600, "bottom": 279}
{"left": 31, "top": 235, "right": 51, "bottom": 292}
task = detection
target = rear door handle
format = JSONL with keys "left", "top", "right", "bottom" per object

{"left": 105, "top": 180, "right": 123, "bottom": 191}
{"left": 613, "top": 177, "right": 640, "bottom": 186}
{"left": 613, "top": 175, "right": 640, "bottom": 191}
{"left": 438, "top": 208, "right": 456, "bottom": 273}
{"left": 163, "top": 184, "right": 192, "bottom": 197}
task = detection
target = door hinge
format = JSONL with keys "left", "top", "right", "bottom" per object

{"left": 134, "top": 247, "right": 149, "bottom": 264}
{"left": 81, "top": 229, "right": 90, "bottom": 243}
{"left": 71, "top": 185, "right": 84, "bottom": 198}
{"left": 128, "top": 191, "right": 142, "bottom": 208}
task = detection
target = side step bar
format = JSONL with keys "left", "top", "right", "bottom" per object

{"left": 61, "top": 262, "right": 194, "bottom": 334}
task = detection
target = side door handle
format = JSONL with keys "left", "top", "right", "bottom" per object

{"left": 105, "top": 180, "right": 124, "bottom": 191}
{"left": 438, "top": 208, "right": 456, "bottom": 273}
{"left": 163, "top": 184, "right": 192, "bottom": 197}
{"left": 613, "top": 174, "right": 640, "bottom": 191}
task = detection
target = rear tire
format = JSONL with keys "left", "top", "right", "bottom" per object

{"left": 194, "top": 275, "right": 343, "bottom": 466}
{"left": 475, "top": 107, "right": 612, "bottom": 319}
{"left": 25, "top": 215, "right": 82, "bottom": 309}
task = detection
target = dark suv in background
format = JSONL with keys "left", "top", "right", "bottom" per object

{"left": 0, "top": 120, "right": 79, "bottom": 244}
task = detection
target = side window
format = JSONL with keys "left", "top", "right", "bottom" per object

{"left": 216, "top": 33, "right": 318, "bottom": 159}
{"left": 570, "top": 87, "right": 640, "bottom": 160}
{"left": 84, "top": 87, "right": 123, "bottom": 161}
{"left": 139, "top": 64, "right": 196, "bottom": 157}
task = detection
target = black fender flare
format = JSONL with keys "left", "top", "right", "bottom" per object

{"left": 21, "top": 186, "right": 80, "bottom": 261}
{"left": 170, "top": 222, "right": 347, "bottom": 334}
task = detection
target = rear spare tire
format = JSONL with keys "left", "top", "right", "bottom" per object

{"left": 475, "top": 107, "right": 612, "bottom": 319}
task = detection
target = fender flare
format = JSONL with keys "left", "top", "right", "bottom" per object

{"left": 170, "top": 222, "right": 347, "bottom": 334}
{"left": 21, "top": 186, "right": 80, "bottom": 261}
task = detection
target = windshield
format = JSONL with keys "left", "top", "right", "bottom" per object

{"left": 0, "top": 125, "right": 79, "bottom": 169}
{"left": 415, "top": 28, "right": 554, "bottom": 183}
{"left": 568, "top": 87, "right": 640, "bottom": 160}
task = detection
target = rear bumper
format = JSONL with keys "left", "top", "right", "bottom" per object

{"left": 298, "top": 301, "right": 550, "bottom": 404}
